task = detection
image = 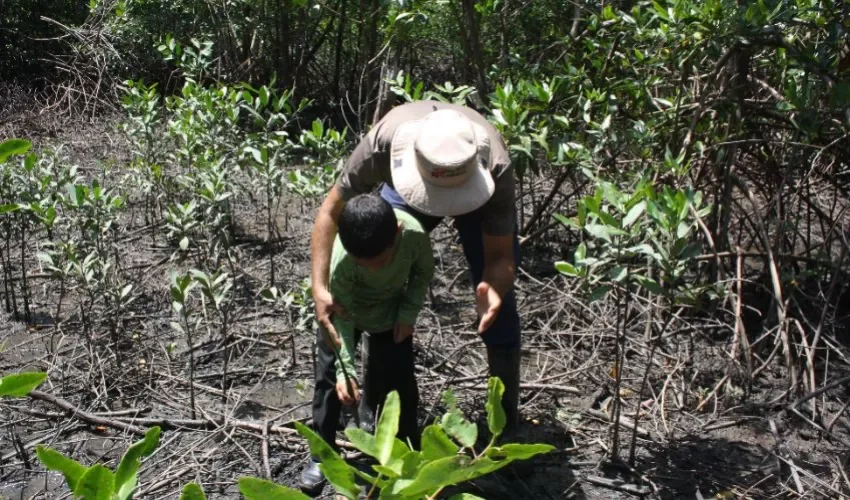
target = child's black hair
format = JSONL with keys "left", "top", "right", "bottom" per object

{"left": 338, "top": 194, "right": 398, "bottom": 258}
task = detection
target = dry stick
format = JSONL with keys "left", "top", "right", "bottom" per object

{"left": 788, "top": 376, "right": 850, "bottom": 411}
{"left": 733, "top": 250, "right": 753, "bottom": 388}
{"left": 28, "top": 390, "right": 146, "bottom": 436}
{"left": 262, "top": 420, "right": 271, "bottom": 480}
{"left": 826, "top": 398, "right": 850, "bottom": 434}
{"left": 584, "top": 475, "right": 650, "bottom": 496}
{"left": 734, "top": 174, "right": 795, "bottom": 391}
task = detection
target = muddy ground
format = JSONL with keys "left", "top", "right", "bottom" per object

{"left": 1, "top": 99, "right": 849, "bottom": 500}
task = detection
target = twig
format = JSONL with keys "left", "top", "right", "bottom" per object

{"left": 584, "top": 475, "right": 650, "bottom": 496}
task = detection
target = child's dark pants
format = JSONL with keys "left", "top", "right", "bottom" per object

{"left": 311, "top": 326, "right": 420, "bottom": 452}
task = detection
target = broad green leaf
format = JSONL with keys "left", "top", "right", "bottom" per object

{"left": 237, "top": 477, "right": 310, "bottom": 499}
{"left": 635, "top": 275, "right": 664, "bottom": 295}
{"left": 344, "top": 427, "right": 378, "bottom": 458}
{"left": 486, "top": 377, "right": 506, "bottom": 438}
{"left": 589, "top": 285, "right": 612, "bottom": 302}
{"left": 598, "top": 210, "right": 620, "bottom": 229}
{"left": 74, "top": 464, "right": 114, "bottom": 500}
{"left": 609, "top": 266, "right": 628, "bottom": 282}
{"left": 628, "top": 243, "right": 662, "bottom": 262}
{"left": 449, "top": 495, "right": 486, "bottom": 500}
{"left": 115, "top": 426, "right": 161, "bottom": 500}
{"left": 420, "top": 425, "right": 458, "bottom": 462}
{"left": 375, "top": 391, "right": 401, "bottom": 466}
{"left": 585, "top": 223, "right": 626, "bottom": 243}
{"left": 35, "top": 446, "right": 87, "bottom": 491}
{"left": 0, "top": 372, "right": 47, "bottom": 397}
{"left": 179, "top": 482, "right": 207, "bottom": 500}
{"left": 676, "top": 221, "right": 691, "bottom": 239}
{"left": 552, "top": 213, "right": 579, "bottom": 229}
{"left": 294, "top": 422, "right": 359, "bottom": 499}
{"left": 555, "top": 261, "right": 579, "bottom": 276}
{"left": 486, "top": 443, "right": 555, "bottom": 460}
{"left": 575, "top": 242, "right": 587, "bottom": 262}
{"left": 394, "top": 456, "right": 507, "bottom": 497}
{"left": 440, "top": 407, "right": 477, "bottom": 449}
{"left": 0, "top": 139, "right": 32, "bottom": 163}
{"left": 623, "top": 201, "right": 646, "bottom": 228}
{"left": 0, "top": 204, "right": 18, "bottom": 214}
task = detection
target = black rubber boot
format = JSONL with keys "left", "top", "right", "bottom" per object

{"left": 299, "top": 459, "right": 326, "bottom": 496}
{"left": 486, "top": 346, "right": 521, "bottom": 440}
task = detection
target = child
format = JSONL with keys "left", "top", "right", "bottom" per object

{"left": 300, "top": 194, "right": 435, "bottom": 494}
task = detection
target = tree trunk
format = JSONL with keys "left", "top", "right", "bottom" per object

{"left": 332, "top": 0, "right": 348, "bottom": 102}
{"left": 459, "top": 0, "right": 488, "bottom": 97}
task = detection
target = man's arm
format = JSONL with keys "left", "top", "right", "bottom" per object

{"left": 477, "top": 233, "right": 516, "bottom": 333}
{"left": 310, "top": 186, "right": 346, "bottom": 345}
{"left": 476, "top": 161, "right": 517, "bottom": 333}
{"left": 311, "top": 129, "right": 385, "bottom": 345}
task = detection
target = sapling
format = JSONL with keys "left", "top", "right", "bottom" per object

{"left": 556, "top": 173, "right": 714, "bottom": 465}
{"left": 190, "top": 269, "right": 233, "bottom": 401}
{"left": 170, "top": 271, "right": 199, "bottom": 418}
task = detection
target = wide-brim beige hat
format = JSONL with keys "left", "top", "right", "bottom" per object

{"left": 390, "top": 109, "right": 495, "bottom": 217}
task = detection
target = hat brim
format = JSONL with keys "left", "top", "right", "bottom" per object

{"left": 390, "top": 119, "right": 495, "bottom": 218}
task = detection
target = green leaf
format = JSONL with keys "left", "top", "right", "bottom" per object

{"left": 35, "top": 446, "right": 87, "bottom": 491}
{"left": 420, "top": 425, "right": 459, "bottom": 461}
{"left": 629, "top": 243, "right": 663, "bottom": 262}
{"left": 636, "top": 275, "right": 664, "bottom": 295}
{"left": 676, "top": 221, "right": 692, "bottom": 239}
{"left": 486, "top": 443, "right": 555, "bottom": 460}
{"left": 74, "top": 464, "right": 114, "bottom": 500}
{"left": 0, "top": 139, "right": 32, "bottom": 163}
{"left": 394, "top": 456, "right": 506, "bottom": 497}
{"left": 589, "top": 285, "right": 612, "bottom": 302}
{"left": 179, "top": 482, "right": 207, "bottom": 500}
{"left": 375, "top": 391, "right": 401, "bottom": 466}
{"left": 449, "top": 495, "right": 487, "bottom": 500}
{"left": 623, "top": 201, "right": 646, "bottom": 228}
{"left": 0, "top": 372, "right": 47, "bottom": 397}
{"left": 0, "top": 204, "right": 18, "bottom": 214}
{"left": 440, "top": 408, "right": 477, "bottom": 449}
{"left": 486, "top": 377, "right": 506, "bottom": 438}
{"left": 114, "top": 426, "right": 161, "bottom": 500}
{"left": 584, "top": 224, "right": 614, "bottom": 243}
{"left": 609, "top": 266, "right": 628, "bottom": 282}
{"left": 294, "top": 422, "right": 359, "bottom": 498}
{"left": 344, "top": 427, "right": 378, "bottom": 458}
{"left": 553, "top": 213, "right": 579, "bottom": 229}
{"left": 237, "top": 477, "right": 311, "bottom": 499}
{"left": 555, "top": 261, "right": 579, "bottom": 276}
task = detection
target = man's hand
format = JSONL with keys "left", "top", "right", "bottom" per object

{"left": 335, "top": 378, "right": 360, "bottom": 406}
{"left": 393, "top": 323, "right": 414, "bottom": 344}
{"left": 476, "top": 282, "right": 502, "bottom": 333}
{"left": 314, "top": 287, "right": 346, "bottom": 348}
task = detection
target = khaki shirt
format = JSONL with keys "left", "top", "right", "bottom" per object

{"left": 335, "top": 100, "right": 515, "bottom": 235}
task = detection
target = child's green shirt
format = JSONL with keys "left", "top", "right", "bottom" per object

{"left": 329, "top": 209, "right": 435, "bottom": 384}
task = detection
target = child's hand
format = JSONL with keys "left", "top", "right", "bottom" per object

{"left": 336, "top": 378, "right": 360, "bottom": 406}
{"left": 393, "top": 323, "right": 414, "bottom": 344}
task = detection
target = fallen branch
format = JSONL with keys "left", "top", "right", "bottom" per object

{"left": 583, "top": 409, "right": 650, "bottom": 438}
{"left": 29, "top": 390, "right": 147, "bottom": 436}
